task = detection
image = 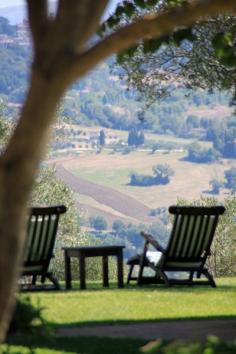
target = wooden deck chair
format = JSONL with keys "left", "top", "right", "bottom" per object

{"left": 127, "top": 206, "right": 225, "bottom": 287}
{"left": 21, "top": 205, "right": 67, "bottom": 290}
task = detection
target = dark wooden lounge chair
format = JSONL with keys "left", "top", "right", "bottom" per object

{"left": 127, "top": 205, "right": 225, "bottom": 287}
{"left": 21, "top": 205, "right": 67, "bottom": 290}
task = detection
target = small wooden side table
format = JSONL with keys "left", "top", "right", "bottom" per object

{"left": 63, "top": 245, "right": 125, "bottom": 290}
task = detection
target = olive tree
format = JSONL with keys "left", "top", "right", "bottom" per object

{"left": 0, "top": 0, "right": 236, "bottom": 342}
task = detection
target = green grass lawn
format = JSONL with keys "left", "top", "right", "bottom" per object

{"left": 4, "top": 278, "right": 236, "bottom": 354}
{"left": 27, "top": 278, "right": 236, "bottom": 327}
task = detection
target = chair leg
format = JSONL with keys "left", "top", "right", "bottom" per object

{"left": 137, "top": 263, "right": 145, "bottom": 285}
{"left": 197, "top": 271, "right": 202, "bottom": 279}
{"left": 157, "top": 269, "right": 171, "bottom": 287}
{"left": 32, "top": 275, "right": 37, "bottom": 285}
{"left": 47, "top": 273, "right": 60, "bottom": 290}
{"left": 201, "top": 269, "right": 216, "bottom": 288}
{"left": 127, "top": 264, "right": 134, "bottom": 284}
{"left": 189, "top": 271, "right": 194, "bottom": 283}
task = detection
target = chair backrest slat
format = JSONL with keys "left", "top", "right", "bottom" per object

{"left": 189, "top": 214, "right": 205, "bottom": 258}
{"left": 166, "top": 206, "right": 225, "bottom": 262}
{"left": 35, "top": 215, "right": 45, "bottom": 261}
{"left": 182, "top": 214, "right": 197, "bottom": 257}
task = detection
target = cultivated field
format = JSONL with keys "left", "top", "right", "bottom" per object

{"left": 53, "top": 148, "right": 236, "bottom": 224}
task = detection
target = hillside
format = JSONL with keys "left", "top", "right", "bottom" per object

{"left": 48, "top": 146, "right": 236, "bottom": 229}
{"left": 0, "top": 16, "right": 233, "bottom": 137}
{"left": 0, "top": 6, "right": 25, "bottom": 25}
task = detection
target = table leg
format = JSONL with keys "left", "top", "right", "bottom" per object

{"left": 64, "top": 251, "right": 72, "bottom": 290}
{"left": 102, "top": 255, "right": 109, "bottom": 287}
{"left": 117, "top": 250, "right": 124, "bottom": 288}
{"left": 79, "top": 254, "right": 86, "bottom": 290}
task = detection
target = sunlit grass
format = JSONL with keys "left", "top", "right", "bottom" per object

{"left": 26, "top": 278, "right": 236, "bottom": 328}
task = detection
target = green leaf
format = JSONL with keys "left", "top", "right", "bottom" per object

{"left": 126, "top": 44, "right": 139, "bottom": 57}
{"left": 97, "top": 23, "right": 107, "bottom": 37}
{"left": 146, "top": 0, "right": 158, "bottom": 6}
{"left": 116, "top": 51, "right": 127, "bottom": 64}
{"left": 115, "top": 5, "right": 124, "bottom": 18}
{"left": 167, "top": 0, "right": 187, "bottom": 7}
{"left": 107, "top": 15, "right": 120, "bottom": 28}
{"left": 123, "top": 2, "right": 136, "bottom": 17}
{"left": 143, "top": 37, "right": 166, "bottom": 53}
{"left": 220, "top": 53, "right": 236, "bottom": 67}
{"left": 172, "top": 28, "right": 196, "bottom": 46}
{"left": 117, "top": 45, "right": 138, "bottom": 64}
{"left": 212, "top": 32, "right": 236, "bottom": 67}
{"left": 134, "top": 0, "right": 149, "bottom": 9}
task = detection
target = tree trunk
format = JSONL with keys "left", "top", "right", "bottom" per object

{"left": 0, "top": 69, "right": 66, "bottom": 341}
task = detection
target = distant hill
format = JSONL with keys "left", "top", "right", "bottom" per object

{"left": 0, "top": 1, "right": 57, "bottom": 24}
{"left": 0, "top": 14, "right": 233, "bottom": 143}
{"left": 0, "top": 6, "right": 26, "bottom": 25}
{"left": 0, "top": 0, "right": 115, "bottom": 24}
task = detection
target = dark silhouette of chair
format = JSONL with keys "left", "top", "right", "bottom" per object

{"left": 127, "top": 205, "right": 225, "bottom": 287}
{"left": 21, "top": 205, "right": 67, "bottom": 290}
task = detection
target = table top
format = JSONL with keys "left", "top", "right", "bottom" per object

{"left": 63, "top": 245, "right": 125, "bottom": 251}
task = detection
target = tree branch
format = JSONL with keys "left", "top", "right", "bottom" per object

{"left": 65, "top": 0, "right": 236, "bottom": 84}
{"left": 26, "top": 0, "right": 49, "bottom": 46}
{"left": 55, "top": 0, "right": 109, "bottom": 51}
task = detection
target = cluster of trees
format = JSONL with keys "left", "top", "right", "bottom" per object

{"left": 92, "top": 218, "right": 169, "bottom": 259}
{"left": 130, "top": 164, "right": 174, "bottom": 186}
{"left": 99, "top": 129, "right": 105, "bottom": 146}
{"left": 0, "top": 45, "right": 29, "bottom": 100}
{"left": 0, "top": 17, "right": 16, "bottom": 36}
{"left": 89, "top": 215, "right": 108, "bottom": 230}
{"left": 209, "top": 168, "right": 236, "bottom": 194}
{"left": 186, "top": 142, "right": 220, "bottom": 163}
{"left": 1, "top": 27, "right": 235, "bottom": 142}
{"left": 127, "top": 128, "right": 145, "bottom": 147}
{"left": 206, "top": 120, "right": 236, "bottom": 158}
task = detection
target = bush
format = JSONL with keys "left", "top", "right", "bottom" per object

{"left": 224, "top": 167, "right": 236, "bottom": 192}
{"left": 152, "top": 164, "right": 174, "bottom": 185}
{"left": 130, "top": 172, "right": 154, "bottom": 186}
{"left": 141, "top": 336, "right": 236, "bottom": 354}
{"left": 186, "top": 142, "right": 220, "bottom": 163}
{"left": 8, "top": 296, "right": 48, "bottom": 335}
{"left": 89, "top": 216, "right": 108, "bottom": 230}
{"left": 130, "top": 164, "right": 174, "bottom": 186}
{"left": 112, "top": 219, "right": 126, "bottom": 232}
{"left": 209, "top": 178, "right": 223, "bottom": 194}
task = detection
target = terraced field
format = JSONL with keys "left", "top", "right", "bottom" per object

{"left": 53, "top": 149, "right": 236, "bottom": 225}
{"left": 56, "top": 165, "right": 153, "bottom": 224}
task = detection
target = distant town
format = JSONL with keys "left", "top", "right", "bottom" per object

{"left": 0, "top": 19, "right": 30, "bottom": 47}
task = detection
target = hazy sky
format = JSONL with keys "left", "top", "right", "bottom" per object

{"left": 0, "top": 0, "right": 119, "bottom": 12}
{"left": 0, "top": 0, "right": 23, "bottom": 7}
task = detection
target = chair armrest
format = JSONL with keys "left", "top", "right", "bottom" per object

{"left": 140, "top": 231, "right": 166, "bottom": 254}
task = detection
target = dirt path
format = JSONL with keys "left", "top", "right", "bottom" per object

{"left": 76, "top": 201, "right": 142, "bottom": 225}
{"left": 56, "top": 165, "right": 152, "bottom": 221}
{"left": 56, "top": 319, "right": 236, "bottom": 341}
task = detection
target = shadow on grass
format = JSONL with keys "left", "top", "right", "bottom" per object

{"left": 48, "top": 315, "right": 236, "bottom": 330}
{"left": 6, "top": 335, "right": 145, "bottom": 354}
